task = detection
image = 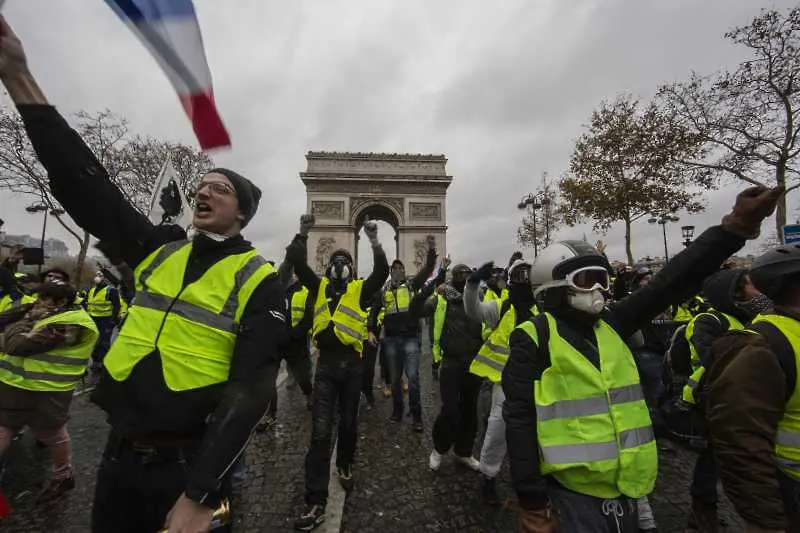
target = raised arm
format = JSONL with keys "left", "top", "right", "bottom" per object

{"left": 608, "top": 187, "right": 782, "bottom": 339}
{"left": 410, "top": 236, "right": 437, "bottom": 290}
{"left": 465, "top": 262, "right": 501, "bottom": 327}
{"left": 359, "top": 219, "right": 390, "bottom": 309}
{"left": 284, "top": 215, "right": 321, "bottom": 294}
{"left": 0, "top": 17, "right": 164, "bottom": 267}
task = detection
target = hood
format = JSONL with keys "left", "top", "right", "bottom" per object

{"left": 701, "top": 268, "right": 748, "bottom": 320}
{"left": 440, "top": 284, "right": 463, "bottom": 302}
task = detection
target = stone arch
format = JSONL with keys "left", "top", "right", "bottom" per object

{"left": 301, "top": 151, "right": 452, "bottom": 275}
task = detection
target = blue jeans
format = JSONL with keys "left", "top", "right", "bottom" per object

{"left": 384, "top": 336, "right": 421, "bottom": 419}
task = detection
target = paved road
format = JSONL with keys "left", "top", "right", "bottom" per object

{"left": 2, "top": 350, "right": 744, "bottom": 532}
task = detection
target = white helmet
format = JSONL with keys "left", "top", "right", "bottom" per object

{"left": 530, "top": 240, "right": 611, "bottom": 296}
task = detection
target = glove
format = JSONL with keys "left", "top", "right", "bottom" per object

{"left": 363, "top": 218, "right": 379, "bottom": 245}
{"left": 299, "top": 214, "right": 315, "bottom": 237}
{"left": 519, "top": 503, "right": 558, "bottom": 533}
{"left": 470, "top": 261, "right": 495, "bottom": 284}
{"left": 285, "top": 239, "right": 306, "bottom": 265}
{"left": 721, "top": 186, "right": 783, "bottom": 239}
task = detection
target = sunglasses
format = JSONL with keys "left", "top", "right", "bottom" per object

{"left": 192, "top": 181, "right": 235, "bottom": 197}
{"left": 565, "top": 266, "right": 610, "bottom": 293}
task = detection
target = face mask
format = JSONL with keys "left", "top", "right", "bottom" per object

{"left": 330, "top": 264, "right": 351, "bottom": 281}
{"left": 567, "top": 289, "right": 605, "bottom": 315}
{"left": 93, "top": 276, "right": 103, "bottom": 284}
{"left": 736, "top": 293, "right": 773, "bottom": 316}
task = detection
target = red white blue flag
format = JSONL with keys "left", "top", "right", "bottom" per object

{"left": 105, "top": 0, "right": 231, "bottom": 150}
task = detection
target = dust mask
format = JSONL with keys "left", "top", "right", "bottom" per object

{"left": 568, "top": 289, "right": 605, "bottom": 315}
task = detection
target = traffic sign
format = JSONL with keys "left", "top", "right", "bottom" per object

{"left": 783, "top": 224, "right": 800, "bottom": 244}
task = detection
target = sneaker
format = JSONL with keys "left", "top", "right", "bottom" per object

{"left": 454, "top": 455, "right": 480, "bottom": 471}
{"left": 389, "top": 412, "right": 402, "bottom": 423}
{"left": 337, "top": 465, "right": 354, "bottom": 491}
{"left": 294, "top": 504, "right": 326, "bottom": 531}
{"left": 35, "top": 475, "right": 75, "bottom": 503}
{"left": 382, "top": 385, "right": 391, "bottom": 398}
{"left": 403, "top": 380, "right": 409, "bottom": 393}
{"left": 481, "top": 475, "right": 501, "bottom": 506}
{"left": 429, "top": 450, "right": 443, "bottom": 471}
{"left": 412, "top": 417, "right": 424, "bottom": 433}
{"left": 363, "top": 393, "right": 375, "bottom": 411}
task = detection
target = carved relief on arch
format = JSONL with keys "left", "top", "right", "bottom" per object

{"left": 315, "top": 237, "right": 336, "bottom": 273}
{"left": 311, "top": 200, "right": 344, "bottom": 220}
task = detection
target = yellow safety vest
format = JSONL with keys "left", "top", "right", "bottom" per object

{"left": 750, "top": 314, "right": 800, "bottom": 481}
{"left": 86, "top": 285, "right": 115, "bottom": 318}
{"left": 0, "top": 294, "right": 36, "bottom": 314}
{"left": 518, "top": 313, "right": 657, "bottom": 499}
{"left": 0, "top": 308, "right": 98, "bottom": 392}
{"left": 471, "top": 304, "right": 538, "bottom": 383}
{"left": 384, "top": 284, "right": 411, "bottom": 315}
{"left": 104, "top": 240, "right": 275, "bottom": 392}
{"left": 432, "top": 295, "right": 447, "bottom": 363}
{"left": 312, "top": 278, "right": 367, "bottom": 354}
{"left": 682, "top": 311, "right": 744, "bottom": 404}
{"left": 483, "top": 288, "right": 508, "bottom": 304}
{"left": 291, "top": 286, "right": 310, "bottom": 328}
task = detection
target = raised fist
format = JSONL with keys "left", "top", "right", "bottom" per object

{"left": 442, "top": 255, "right": 452, "bottom": 269}
{"left": 299, "top": 214, "right": 315, "bottom": 236}
{"left": 363, "top": 218, "right": 379, "bottom": 242}
{"left": 426, "top": 234, "right": 436, "bottom": 250}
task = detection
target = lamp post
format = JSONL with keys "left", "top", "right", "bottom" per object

{"left": 681, "top": 225, "right": 695, "bottom": 248}
{"left": 518, "top": 193, "right": 548, "bottom": 258}
{"left": 647, "top": 213, "right": 680, "bottom": 262}
{"left": 25, "top": 203, "right": 65, "bottom": 275}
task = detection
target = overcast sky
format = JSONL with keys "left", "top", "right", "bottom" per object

{"left": 0, "top": 0, "right": 796, "bottom": 273}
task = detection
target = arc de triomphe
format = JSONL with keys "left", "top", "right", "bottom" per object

{"left": 301, "top": 151, "right": 452, "bottom": 276}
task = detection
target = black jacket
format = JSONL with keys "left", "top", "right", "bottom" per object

{"left": 369, "top": 249, "right": 436, "bottom": 338}
{"left": 19, "top": 104, "right": 287, "bottom": 507}
{"left": 285, "top": 233, "right": 388, "bottom": 358}
{"left": 501, "top": 225, "right": 746, "bottom": 509}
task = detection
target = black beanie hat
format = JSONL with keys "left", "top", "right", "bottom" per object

{"left": 207, "top": 168, "right": 262, "bottom": 227}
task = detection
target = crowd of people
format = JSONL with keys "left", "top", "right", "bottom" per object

{"left": 0, "top": 12, "right": 799, "bottom": 533}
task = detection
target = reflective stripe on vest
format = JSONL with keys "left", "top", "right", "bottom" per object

{"left": 681, "top": 311, "right": 745, "bottom": 404}
{"left": 384, "top": 285, "right": 411, "bottom": 315}
{"left": 291, "top": 287, "right": 309, "bottom": 328}
{"left": 311, "top": 278, "right": 367, "bottom": 354}
{"left": 86, "top": 285, "right": 114, "bottom": 317}
{"left": 432, "top": 295, "right": 447, "bottom": 364}
{"left": 481, "top": 299, "right": 502, "bottom": 341}
{"left": 0, "top": 308, "right": 98, "bottom": 392}
{"left": 751, "top": 314, "right": 800, "bottom": 481}
{"left": 104, "top": 240, "right": 275, "bottom": 392}
{"left": 472, "top": 304, "right": 540, "bottom": 382}
{"left": 518, "top": 313, "right": 657, "bottom": 499}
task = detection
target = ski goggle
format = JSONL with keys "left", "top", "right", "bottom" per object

{"left": 509, "top": 264, "right": 531, "bottom": 284}
{"left": 565, "top": 266, "right": 610, "bottom": 293}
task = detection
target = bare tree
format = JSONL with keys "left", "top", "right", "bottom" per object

{"left": 517, "top": 172, "right": 563, "bottom": 251}
{"left": 659, "top": 7, "right": 800, "bottom": 241}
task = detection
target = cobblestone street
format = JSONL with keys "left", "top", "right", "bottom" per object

{"left": 2, "top": 349, "right": 745, "bottom": 533}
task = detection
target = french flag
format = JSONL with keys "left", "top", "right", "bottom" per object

{"left": 105, "top": 0, "right": 231, "bottom": 150}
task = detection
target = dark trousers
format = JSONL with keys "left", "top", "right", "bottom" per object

{"left": 268, "top": 340, "right": 313, "bottom": 417}
{"left": 361, "top": 341, "right": 379, "bottom": 400}
{"left": 91, "top": 432, "right": 231, "bottom": 533}
{"left": 377, "top": 340, "right": 391, "bottom": 386}
{"left": 691, "top": 448, "right": 718, "bottom": 503}
{"left": 432, "top": 358, "right": 481, "bottom": 457}
{"left": 549, "top": 481, "right": 639, "bottom": 533}
{"left": 90, "top": 317, "right": 115, "bottom": 369}
{"left": 305, "top": 356, "right": 362, "bottom": 506}
{"left": 779, "top": 472, "right": 800, "bottom": 533}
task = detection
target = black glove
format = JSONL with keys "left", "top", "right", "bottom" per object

{"left": 470, "top": 261, "right": 495, "bottom": 284}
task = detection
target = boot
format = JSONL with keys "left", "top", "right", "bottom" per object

{"left": 688, "top": 498, "right": 719, "bottom": 533}
{"left": 35, "top": 475, "right": 75, "bottom": 503}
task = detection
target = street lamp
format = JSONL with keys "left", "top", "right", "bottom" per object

{"left": 518, "top": 193, "right": 549, "bottom": 258}
{"left": 681, "top": 225, "right": 695, "bottom": 248}
{"left": 25, "top": 203, "right": 66, "bottom": 274}
{"left": 647, "top": 213, "right": 680, "bottom": 262}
